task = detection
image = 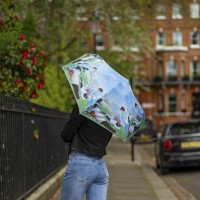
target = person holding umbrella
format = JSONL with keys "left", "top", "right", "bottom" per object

{"left": 60, "top": 53, "right": 145, "bottom": 199}
{"left": 60, "top": 104, "right": 113, "bottom": 200}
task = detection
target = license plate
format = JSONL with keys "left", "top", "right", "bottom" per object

{"left": 181, "top": 141, "right": 200, "bottom": 148}
{"left": 141, "top": 135, "right": 151, "bottom": 140}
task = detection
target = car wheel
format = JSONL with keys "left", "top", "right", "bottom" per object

{"left": 160, "top": 162, "right": 169, "bottom": 175}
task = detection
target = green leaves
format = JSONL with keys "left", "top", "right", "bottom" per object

{"left": 0, "top": 17, "right": 47, "bottom": 100}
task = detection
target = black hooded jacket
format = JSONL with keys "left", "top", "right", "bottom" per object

{"left": 61, "top": 104, "right": 112, "bottom": 158}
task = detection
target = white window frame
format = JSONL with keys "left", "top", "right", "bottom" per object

{"left": 157, "top": 32, "right": 165, "bottom": 46}
{"left": 95, "top": 34, "right": 105, "bottom": 51}
{"left": 156, "top": 4, "right": 166, "bottom": 19}
{"left": 191, "top": 60, "right": 200, "bottom": 79}
{"left": 76, "top": 7, "right": 87, "bottom": 21}
{"left": 168, "top": 94, "right": 177, "bottom": 112}
{"left": 190, "top": 3, "right": 200, "bottom": 19}
{"left": 167, "top": 59, "right": 177, "bottom": 78}
{"left": 172, "top": 3, "right": 182, "bottom": 19}
{"left": 173, "top": 31, "right": 182, "bottom": 46}
{"left": 190, "top": 31, "right": 200, "bottom": 48}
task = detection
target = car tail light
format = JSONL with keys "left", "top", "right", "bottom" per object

{"left": 164, "top": 139, "right": 173, "bottom": 151}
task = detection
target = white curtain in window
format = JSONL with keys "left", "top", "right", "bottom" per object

{"left": 167, "top": 60, "right": 177, "bottom": 77}
{"left": 173, "top": 31, "right": 182, "bottom": 45}
{"left": 156, "top": 4, "right": 166, "bottom": 19}
{"left": 190, "top": 3, "right": 200, "bottom": 19}
{"left": 172, "top": 4, "right": 182, "bottom": 19}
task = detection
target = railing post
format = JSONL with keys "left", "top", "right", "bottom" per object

{"left": 131, "top": 138, "right": 136, "bottom": 161}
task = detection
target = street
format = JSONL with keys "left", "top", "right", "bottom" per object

{"left": 135, "top": 143, "right": 200, "bottom": 200}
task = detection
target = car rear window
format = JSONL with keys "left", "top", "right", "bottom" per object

{"left": 169, "top": 122, "right": 200, "bottom": 135}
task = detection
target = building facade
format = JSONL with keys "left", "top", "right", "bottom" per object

{"left": 76, "top": 0, "right": 200, "bottom": 130}
{"left": 138, "top": 0, "right": 200, "bottom": 129}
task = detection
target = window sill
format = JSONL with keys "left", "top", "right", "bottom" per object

{"left": 156, "top": 112, "right": 190, "bottom": 117}
{"left": 156, "top": 46, "right": 188, "bottom": 51}
{"left": 190, "top": 45, "right": 200, "bottom": 49}
{"left": 156, "top": 16, "right": 167, "bottom": 20}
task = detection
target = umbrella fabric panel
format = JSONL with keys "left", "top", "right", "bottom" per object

{"left": 62, "top": 54, "right": 145, "bottom": 141}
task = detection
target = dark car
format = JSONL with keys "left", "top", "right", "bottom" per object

{"left": 133, "top": 119, "right": 157, "bottom": 143}
{"left": 155, "top": 119, "right": 200, "bottom": 174}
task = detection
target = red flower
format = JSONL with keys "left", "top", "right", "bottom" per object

{"left": 39, "top": 50, "right": 45, "bottom": 55}
{"left": 21, "top": 50, "right": 28, "bottom": 59}
{"left": 37, "top": 82, "right": 44, "bottom": 89}
{"left": 32, "top": 57, "right": 37, "bottom": 65}
{"left": 20, "top": 34, "right": 26, "bottom": 40}
{"left": 0, "top": 18, "right": 4, "bottom": 24}
{"left": 18, "top": 61, "right": 24, "bottom": 66}
{"left": 31, "top": 44, "right": 37, "bottom": 51}
{"left": 15, "top": 79, "right": 21, "bottom": 85}
{"left": 29, "top": 91, "right": 37, "bottom": 98}
{"left": 21, "top": 85, "right": 26, "bottom": 92}
{"left": 25, "top": 68, "right": 32, "bottom": 75}
{"left": 37, "top": 73, "right": 43, "bottom": 80}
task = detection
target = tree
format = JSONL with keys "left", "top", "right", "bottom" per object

{"left": 1, "top": 0, "right": 190, "bottom": 111}
{"left": 23, "top": 0, "right": 153, "bottom": 111}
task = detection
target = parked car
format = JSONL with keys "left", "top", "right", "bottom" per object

{"left": 155, "top": 119, "right": 200, "bottom": 174}
{"left": 133, "top": 119, "right": 157, "bottom": 143}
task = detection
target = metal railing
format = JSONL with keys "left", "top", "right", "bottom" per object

{"left": 0, "top": 94, "right": 70, "bottom": 200}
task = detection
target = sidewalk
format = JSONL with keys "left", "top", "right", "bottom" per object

{"left": 104, "top": 136, "right": 178, "bottom": 200}
{"left": 27, "top": 136, "right": 178, "bottom": 200}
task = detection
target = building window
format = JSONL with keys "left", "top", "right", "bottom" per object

{"left": 95, "top": 34, "right": 104, "bottom": 50}
{"left": 158, "top": 61, "right": 163, "bottom": 77}
{"left": 159, "top": 94, "right": 164, "bottom": 111}
{"left": 172, "top": 3, "right": 182, "bottom": 19}
{"left": 167, "top": 59, "right": 177, "bottom": 80}
{"left": 156, "top": 4, "right": 166, "bottom": 19}
{"left": 190, "top": 3, "right": 200, "bottom": 19}
{"left": 190, "top": 31, "right": 200, "bottom": 46}
{"left": 76, "top": 7, "right": 87, "bottom": 21}
{"left": 131, "top": 3, "right": 139, "bottom": 19}
{"left": 191, "top": 60, "right": 200, "bottom": 80}
{"left": 157, "top": 32, "right": 165, "bottom": 45}
{"left": 181, "top": 61, "right": 189, "bottom": 80}
{"left": 181, "top": 93, "right": 186, "bottom": 111}
{"left": 173, "top": 31, "right": 182, "bottom": 46}
{"left": 112, "top": 37, "right": 123, "bottom": 51}
{"left": 168, "top": 94, "right": 177, "bottom": 112}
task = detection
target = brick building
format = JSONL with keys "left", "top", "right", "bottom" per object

{"left": 76, "top": 0, "right": 200, "bottom": 129}
{"left": 138, "top": 0, "right": 200, "bottom": 129}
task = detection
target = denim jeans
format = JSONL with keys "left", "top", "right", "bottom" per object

{"left": 61, "top": 151, "right": 109, "bottom": 200}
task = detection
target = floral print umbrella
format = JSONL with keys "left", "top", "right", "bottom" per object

{"left": 62, "top": 53, "right": 145, "bottom": 141}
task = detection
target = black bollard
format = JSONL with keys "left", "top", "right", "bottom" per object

{"left": 131, "top": 138, "right": 136, "bottom": 161}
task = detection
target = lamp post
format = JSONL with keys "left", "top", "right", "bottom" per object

{"left": 90, "top": 10, "right": 99, "bottom": 54}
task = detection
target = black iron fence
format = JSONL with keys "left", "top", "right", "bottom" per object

{"left": 0, "top": 94, "right": 70, "bottom": 200}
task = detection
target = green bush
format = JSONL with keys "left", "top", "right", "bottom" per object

{"left": 0, "top": 16, "right": 47, "bottom": 99}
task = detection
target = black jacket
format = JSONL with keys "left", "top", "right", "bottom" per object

{"left": 61, "top": 104, "right": 112, "bottom": 158}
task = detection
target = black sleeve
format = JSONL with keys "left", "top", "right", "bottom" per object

{"left": 61, "top": 104, "right": 86, "bottom": 143}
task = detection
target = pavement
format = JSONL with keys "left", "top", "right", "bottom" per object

{"left": 26, "top": 136, "right": 179, "bottom": 200}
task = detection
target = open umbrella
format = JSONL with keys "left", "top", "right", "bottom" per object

{"left": 62, "top": 53, "right": 145, "bottom": 141}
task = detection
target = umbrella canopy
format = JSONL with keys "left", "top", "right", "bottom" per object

{"left": 62, "top": 53, "right": 145, "bottom": 141}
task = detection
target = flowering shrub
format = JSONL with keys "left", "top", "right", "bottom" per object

{"left": 0, "top": 17, "right": 47, "bottom": 99}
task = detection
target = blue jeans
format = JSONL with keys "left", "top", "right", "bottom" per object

{"left": 61, "top": 151, "right": 109, "bottom": 200}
